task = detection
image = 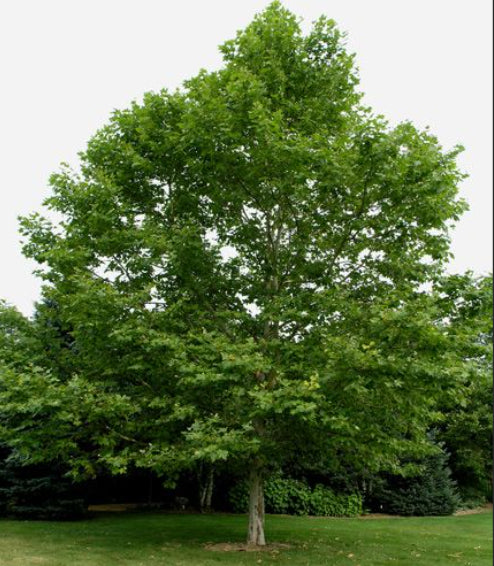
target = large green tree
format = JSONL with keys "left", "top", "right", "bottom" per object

{"left": 10, "top": 2, "right": 469, "bottom": 544}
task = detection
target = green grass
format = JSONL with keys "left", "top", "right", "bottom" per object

{"left": 0, "top": 511, "right": 491, "bottom": 566}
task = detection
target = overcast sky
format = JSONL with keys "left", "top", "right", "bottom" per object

{"left": 1, "top": 0, "right": 492, "bottom": 316}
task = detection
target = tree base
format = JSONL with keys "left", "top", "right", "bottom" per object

{"left": 205, "top": 542, "right": 291, "bottom": 552}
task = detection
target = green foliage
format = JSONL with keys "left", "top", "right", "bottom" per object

{"left": 32, "top": 298, "right": 78, "bottom": 381}
{"left": 442, "top": 372, "right": 493, "bottom": 503}
{"left": 229, "top": 476, "right": 362, "bottom": 517}
{"left": 369, "top": 447, "right": 461, "bottom": 516}
{"left": 434, "top": 274, "right": 493, "bottom": 502}
{"left": 0, "top": 367, "right": 138, "bottom": 479}
{"left": 0, "top": 302, "right": 41, "bottom": 370}
{"left": 265, "top": 477, "right": 311, "bottom": 515}
{"left": 310, "top": 485, "right": 362, "bottom": 517}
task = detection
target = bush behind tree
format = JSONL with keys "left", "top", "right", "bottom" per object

{"left": 368, "top": 447, "right": 460, "bottom": 516}
{"left": 0, "top": 453, "right": 87, "bottom": 520}
{"left": 229, "top": 476, "right": 362, "bottom": 517}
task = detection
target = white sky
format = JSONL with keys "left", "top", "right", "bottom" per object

{"left": 1, "top": 0, "right": 492, "bottom": 316}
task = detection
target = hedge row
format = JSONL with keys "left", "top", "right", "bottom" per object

{"left": 229, "top": 477, "right": 362, "bottom": 517}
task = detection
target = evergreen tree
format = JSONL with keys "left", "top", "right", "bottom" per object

{"left": 369, "top": 446, "right": 460, "bottom": 516}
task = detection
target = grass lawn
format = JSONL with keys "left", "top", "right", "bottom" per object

{"left": 0, "top": 510, "right": 491, "bottom": 566}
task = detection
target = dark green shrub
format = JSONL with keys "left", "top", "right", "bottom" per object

{"left": 266, "top": 477, "right": 311, "bottom": 515}
{"left": 229, "top": 476, "right": 362, "bottom": 517}
{"left": 369, "top": 448, "right": 460, "bottom": 516}
{"left": 0, "top": 452, "right": 87, "bottom": 520}
{"left": 456, "top": 485, "right": 491, "bottom": 510}
{"left": 228, "top": 480, "right": 248, "bottom": 513}
{"left": 310, "top": 485, "right": 362, "bottom": 517}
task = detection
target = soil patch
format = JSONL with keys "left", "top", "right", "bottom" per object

{"left": 87, "top": 503, "right": 143, "bottom": 512}
{"left": 454, "top": 503, "right": 492, "bottom": 516}
{"left": 358, "top": 513, "right": 399, "bottom": 519}
{"left": 359, "top": 503, "right": 492, "bottom": 519}
{"left": 204, "top": 542, "right": 291, "bottom": 552}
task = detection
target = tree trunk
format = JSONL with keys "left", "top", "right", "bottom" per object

{"left": 147, "top": 470, "right": 153, "bottom": 504}
{"left": 198, "top": 463, "right": 214, "bottom": 512}
{"left": 204, "top": 466, "right": 214, "bottom": 509}
{"left": 247, "top": 466, "right": 266, "bottom": 546}
{"left": 198, "top": 462, "right": 206, "bottom": 511}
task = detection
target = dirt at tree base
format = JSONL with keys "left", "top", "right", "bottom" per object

{"left": 204, "top": 542, "right": 292, "bottom": 552}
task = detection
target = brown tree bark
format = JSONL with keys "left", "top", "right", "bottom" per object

{"left": 247, "top": 465, "right": 266, "bottom": 545}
